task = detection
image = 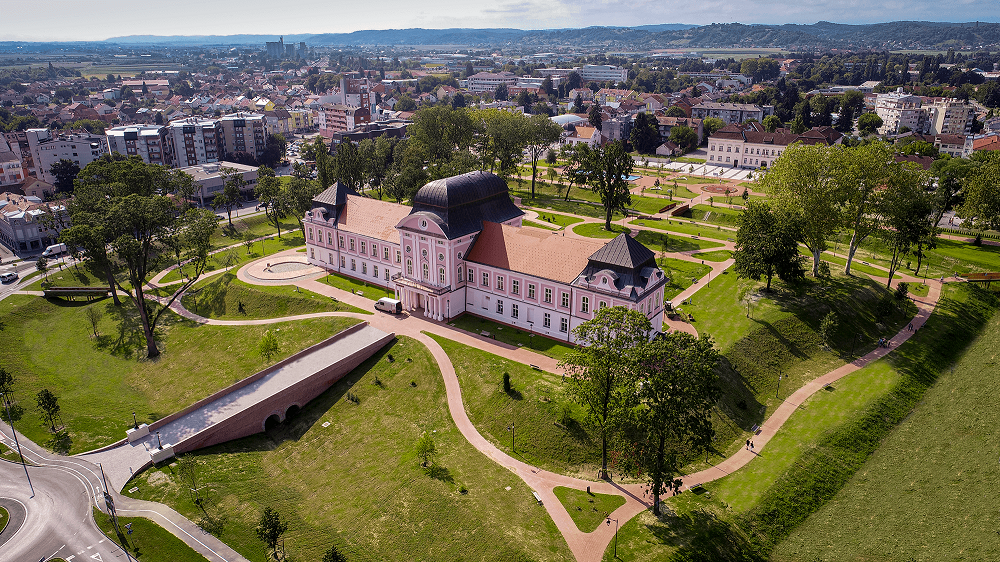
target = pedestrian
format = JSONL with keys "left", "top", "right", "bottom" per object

{"left": 908, "top": 322, "right": 913, "bottom": 331}
{"left": 750, "top": 441, "right": 755, "bottom": 453}
{"left": 746, "top": 439, "right": 750, "bottom": 450}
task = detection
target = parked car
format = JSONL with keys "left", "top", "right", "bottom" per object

{"left": 0, "top": 270, "right": 18, "bottom": 283}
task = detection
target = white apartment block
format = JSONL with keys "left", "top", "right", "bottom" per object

{"left": 934, "top": 134, "right": 974, "bottom": 159}
{"left": 875, "top": 89, "right": 927, "bottom": 135}
{"left": 25, "top": 129, "right": 107, "bottom": 185}
{"left": 925, "top": 98, "right": 974, "bottom": 136}
{"left": 579, "top": 65, "right": 629, "bottom": 84}
{"left": 0, "top": 143, "right": 25, "bottom": 187}
{"left": 708, "top": 122, "right": 843, "bottom": 169}
{"left": 166, "top": 117, "right": 223, "bottom": 168}
{"left": 105, "top": 125, "right": 172, "bottom": 167}
{"left": 467, "top": 72, "right": 518, "bottom": 93}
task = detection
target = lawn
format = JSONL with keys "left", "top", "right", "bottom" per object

{"left": 522, "top": 219, "right": 559, "bottom": 230}
{"left": 0, "top": 295, "right": 359, "bottom": 453}
{"left": 773, "top": 288, "right": 1000, "bottom": 562}
{"left": 633, "top": 229, "right": 726, "bottom": 253}
{"left": 0, "top": 505, "right": 7, "bottom": 534}
{"left": 427, "top": 333, "right": 602, "bottom": 478}
{"left": 317, "top": 271, "right": 396, "bottom": 301}
{"left": 209, "top": 213, "right": 301, "bottom": 252}
{"left": 630, "top": 219, "right": 734, "bottom": 242}
{"left": 127, "top": 336, "right": 572, "bottom": 562}
{"left": 22, "top": 266, "right": 105, "bottom": 291}
{"left": 657, "top": 258, "right": 713, "bottom": 301}
{"left": 553, "top": 487, "right": 626, "bottom": 533}
{"left": 181, "top": 273, "right": 367, "bottom": 320}
{"left": 447, "top": 313, "right": 577, "bottom": 362}
{"left": 527, "top": 211, "right": 585, "bottom": 229}
{"left": 691, "top": 250, "right": 732, "bottom": 262}
{"left": 640, "top": 184, "right": 699, "bottom": 200}
{"left": 158, "top": 231, "right": 305, "bottom": 284}
{"left": 572, "top": 222, "right": 631, "bottom": 239}
{"left": 93, "top": 508, "right": 209, "bottom": 562}
{"left": 689, "top": 204, "right": 742, "bottom": 227}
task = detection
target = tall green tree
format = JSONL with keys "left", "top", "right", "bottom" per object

{"left": 588, "top": 104, "right": 603, "bottom": 131}
{"left": 524, "top": 114, "right": 564, "bottom": 198}
{"left": 840, "top": 142, "right": 893, "bottom": 275}
{"left": 561, "top": 306, "right": 651, "bottom": 479}
{"left": 408, "top": 106, "right": 476, "bottom": 179}
{"left": 559, "top": 142, "right": 591, "bottom": 202}
{"left": 958, "top": 154, "right": 1000, "bottom": 233}
{"left": 255, "top": 507, "right": 288, "bottom": 560}
{"left": 758, "top": 143, "right": 844, "bottom": 276}
{"left": 333, "top": 140, "right": 364, "bottom": 190}
{"left": 669, "top": 125, "right": 697, "bottom": 153}
{"left": 583, "top": 141, "right": 634, "bottom": 230}
{"left": 856, "top": 113, "right": 883, "bottom": 136}
{"left": 35, "top": 388, "right": 60, "bottom": 431}
{"left": 623, "top": 333, "right": 720, "bottom": 515}
{"left": 877, "top": 176, "right": 935, "bottom": 286}
{"left": 762, "top": 115, "right": 782, "bottom": 132}
{"left": 733, "top": 200, "right": 805, "bottom": 290}
{"left": 629, "top": 112, "right": 661, "bottom": 154}
{"left": 702, "top": 117, "right": 725, "bottom": 137}
{"left": 929, "top": 156, "right": 973, "bottom": 228}
{"left": 255, "top": 166, "right": 290, "bottom": 238}
{"left": 49, "top": 159, "right": 80, "bottom": 193}
{"left": 473, "top": 109, "right": 528, "bottom": 183}
{"left": 213, "top": 168, "right": 245, "bottom": 227}
{"left": 284, "top": 176, "right": 323, "bottom": 235}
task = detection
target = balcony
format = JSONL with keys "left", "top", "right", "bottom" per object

{"left": 391, "top": 273, "right": 452, "bottom": 296}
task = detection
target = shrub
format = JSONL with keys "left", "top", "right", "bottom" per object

{"left": 894, "top": 282, "right": 909, "bottom": 301}
{"left": 817, "top": 261, "right": 831, "bottom": 278}
{"left": 502, "top": 372, "right": 511, "bottom": 392}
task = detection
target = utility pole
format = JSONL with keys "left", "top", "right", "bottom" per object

{"left": 2, "top": 391, "right": 33, "bottom": 497}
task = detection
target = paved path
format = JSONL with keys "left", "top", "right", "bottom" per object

{"left": 0, "top": 421, "right": 248, "bottom": 562}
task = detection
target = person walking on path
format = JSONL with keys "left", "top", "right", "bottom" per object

{"left": 746, "top": 439, "right": 750, "bottom": 450}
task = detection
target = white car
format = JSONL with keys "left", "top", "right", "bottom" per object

{"left": 0, "top": 271, "right": 18, "bottom": 283}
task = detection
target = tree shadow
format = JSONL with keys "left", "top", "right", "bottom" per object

{"left": 47, "top": 430, "right": 72, "bottom": 455}
{"left": 504, "top": 387, "right": 523, "bottom": 400}
{"left": 425, "top": 464, "right": 454, "bottom": 483}
{"left": 645, "top": 508, "right": 764, "bottom": 561}
{"left": 94, "top": 300, "right": 146, "bottom": 358}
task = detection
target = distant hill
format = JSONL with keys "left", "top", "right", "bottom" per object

{"left": 104, "top": 22, "right": 1000, "bottom": 49}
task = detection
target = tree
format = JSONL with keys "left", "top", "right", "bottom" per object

{"left": 213, "top": 168, "right": 245, "bottom": 227}
{"left": 415, "top": 431, "right": 437, "bottom": 467}
{"left": 50, "top": 159, "right": 80, "bottom": 193}
{"left": 322, "top": 546, "right": 348, "bottom": 562}
{"left": 566, "top": 71, "right": 583, "bottom": 90}
{"left": 85, "top": 306, "right": 103, "bottom": 337}
{"left": 840, "top": 142, "right": 891, "bottom": 275}
{"left": 572, "top": 94, "right": 584, "bottom": 113}
{"left": 409, "top": 106, "right": 476, "bottom": 179}
{"left": 561, "top": 307, "right": 652, "bottom": 479}
{"left": 856, "top": 113, "right": 884, "bottom": 136}
{"left": 877, "top": 177, "right": 934, "bottom": 286}
{"left": 623, "top": 333, "right": 720, "bottom": 515}
{"left": 259, "top": 329, "right": 280, "bottom": 361}
{"left": 899, "top": 140, "right": 939, "bottom": 158}
{"left": 664, "top": 105, "right": 687, "bottom": 118}
{"left": 758, "top": 143, "right": 844, "bottom": 276}
{"left": 669, "top": 125, "right": 697, "bottom": 153}
{"left": 733, "top": 200, "right": 805, "bottom": 290}
{"left": 494, "top": 83, "right": 508, "bottom": 101}
{"left": 260, "top": 133, "right": 287, "bottom": 168}
{"left": 583, "top": 141, "right": 634, "bottom": 231}
{"left": 35, "top": 255, "right": 48, "bottom": 281}
{"left": 789, "top": 114, "right": 808, "bottom": 134}
{"left": 560, "top": 142, "right": 591, "bottom": 202}
{"left": 394, "top": 94, "right": 416, "bottom": 111}
{"left": 524, "top": 114, "right": 564, "bottom": 198}
{"left": 930, "top": 156, "right": 973, "bottom": 228}
{"left": 255, "top": 507, "right": 288, "bottom": 560}
{"left": 702, "top": 117, "right": 725, "bottom": 137}
{"left": 333, "top": 141, "right": 364, "bottom": 190}
{"left": 36, "top": 388, "right": 60, "bottom": 431}
{"left": 474, "top": 108, "right": 529, "bottom": 183}
{"left": 762, "top": 115, "right": 782, "bottom": 132}
{"left": 587, "top": 104, "right": 602, "bottom": 131}
{"left": 819, "top": 311, "right": 838, "bottom": 348}
{"left": 630, "top": 112, "right": 661, "bottom": 154}
{"left": 0, "top": 368, "right": 13, "bottom": 395}
{"left": 255, "top": 166, "right": 289, "bottom": 238}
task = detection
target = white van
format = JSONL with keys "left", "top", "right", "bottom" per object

{"left": 374, "top": 297, "right": 402, "bottom": 314}
{"left": 41, "top": 243, "right": 67, "bottom": 257}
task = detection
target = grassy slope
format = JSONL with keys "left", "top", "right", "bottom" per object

{"left": 633, "top": 230, "right": 725, "bottom": 252}
{"left": 553, "top": 487, "right": 626, "bottom": 533}
{"left": 572, "top": 223, "right": 631, "bottom": 239}
{"left": 127, "top": 336, "right": 572, "bottom": 562}
{"left": 630, "top": 219, "right": 734, "bottom": 242}
{"left": 93, "top": 508, "right": 209, "bottom": 562}
{"left": 0, "top": 295, "right": 359, "bottom": 453}
{"left": 159, "top": 231, "right": 305, "bottom": 284}
{"left": 447, "top": 314, "right": 578, "bottom": 362}
{"left": 317, "top": 271, "right": 396, "bottom": 301}
{"left": 181, "top": 273, "right": 367, "bottom": 320}
{"left": 427, "top": 333, "right": 601, "bottom": 478}
{"left": 657, "top": 258, "right": 713, "bottom": 301}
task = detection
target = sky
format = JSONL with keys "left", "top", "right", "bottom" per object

{"left": 2, "top": 0, "right": 998, "bottom": 42}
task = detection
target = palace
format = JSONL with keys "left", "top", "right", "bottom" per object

{"left": 303, "top": 171, "right": 667, "bottom": 342}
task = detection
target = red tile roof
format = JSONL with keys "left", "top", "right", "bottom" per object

{"left": 337, "top": 195, "right": 411, "bottom": 243}
{"left": 465, "top": 221, "right": 605, "bottom": 283}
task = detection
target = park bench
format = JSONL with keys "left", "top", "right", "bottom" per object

{"left": 530, "top": 364, "right": 541, "bottom": 371}
{"left": 532, "top": 491, "right": 542, "bottom": 504}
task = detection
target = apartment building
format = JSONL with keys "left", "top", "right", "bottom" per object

{"left": 0, "top": 192, "right": 67, "bottom": 253}
{"left": 924, "top": 98, "right": 975, "bottom": 136}
{"left": 0, "top": 141, "right": 25, "bottom": 187}
{"left": 317, "top": 105, "right": 371, "bottom": 138}
{"left": 708, "top": 122, "right": 843, "bottom": 169}
{"left": 219, "top": 112, "right": 267, "bottom": 162}
{"left": 165, "top": 117, "right": 223, "bottom": 168}
{"left": 105, "top": 125, "right": 172, "bottom": 167}
{"left": 466, "top": 72, "right": 518, "bottom": 93}
{"left": 579, "top": 65, "right": 629, "bottom": 84}
{"left": 690, "top": 102, "right": 773, "bottom": 125}
{"left": 25, "top": 129, "right": 108, "bottom": 185}
{"left": 874, "top": 89, "right": 927, "bottom": 135}
{"left": 933, "top": 134, "right": 973, "bottom": 158}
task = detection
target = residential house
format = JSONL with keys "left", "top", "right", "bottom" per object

{"left": 707, "top": 122, "right": 842, "bottom": 169}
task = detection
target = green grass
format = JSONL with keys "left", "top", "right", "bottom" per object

{"left": 447, "top": 314, "right": 577, "bottom": 361}
{"left": 690, "top": 204, "right": 742, "bottom": 227}
{"left": 522, "top": 219, "right": 559, "bottom": 230}
{"left": 127, "top": 336, "right": 572, "bottom": 562}
{"left": 181, "top": 273, "right": 367, "bottom": 319}
{"left": 22, "top": 267, "right": 105, "bottom": 291}
{"left": 572, "top": 222, "right": 631, "bottom": 239}
{"left": 691, "top": 250, "right": 732, "bottom": 262}
{"left": 427, "top": 333, "right": 602, "bottom": 478}
{"left": 773, "top": 287, "right": 1000, "bottom": 562}
{"left": 668, "top": 175, "right": 718, "bottom": 185}
{"left": 631, "top": 219, "right": 734, "bottom": 242}
{"left": 803, "top": 250, "right": 901, "bottom": 280}
{"left": 318, "top": 271, "right": 395, "bottom": 301}
{"left": 657, "top": 258, "right": 713, "bottom": 301}
{"left": 0, "top": 295, "right": 360, "bottom": 453}
{"left": 553, "top": 486, "right": 626, "bottom": 532}
{"left": 210, "top": 213, "right": 300, "bottom": 252}
{"left": 672, "top": 157, "right": 707, "bottom": 164}
{"left": 0, "top": 505, "right": 7, "bottom": 535}
{"left": 93, "top": 508, "right": 209, "bottom": 562}
{"left": 528, "top": 211, "right": 585, "bottom": 229}
{"left": 158, "top": 232, "right": 305, "bottom": 284}
{"left": 633, "top": 229, "right": 726, "bottom": 252}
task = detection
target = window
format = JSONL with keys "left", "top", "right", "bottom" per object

{"left": 396, "top": 250, "right": 401, "bottom": 263}
{"left": 496, "top": 300, "right": 504, "bottom": 314}
{"left": 384, "top": 247, "right": 389, "bottom": 260}
{"left": 544, "top": 288, "right": 552, "bottom": 303}
{"left": 727, "top": 146, "right": 731, "bottom": 152}
{"left": 561, "top": 292, "right": 569, "bottom": 308}
{"left": 349, "top": 239, "right": 355, "bottom": 251}
{"left": 511, "top": 280, "right": 519, "bottom": 295}
{"left": 360, "top": 241, "right": 366, "bottom": 254}
{"left": 310, "top": 248, "right": 314, "bottom": 258}
{"left": 406, "top": 259, "right": 413, "bottom": 276}
{"left": 327, "top": 232, "right": 332, "bottom": 245}
{"left": 599, "top": 301, "right": 608, "bottom": 309}
{"left": 511, "top": 303, "right": 518, "bottom": 319}
{"left": 328, "top": 253, "right": 333, "bottom": 264}
{"left": 482, "top": 272, "right": 489, "bottom": 286}
{"left": 340, "top": 256, "right": 346, "bottom": 268}
{"left": 373, "top": 265, "right": 379, "bottom": 278}
{"left": 468, "top": 268, "right": 474, "bottom": 282}
{"left": 371, "top": 243, "right": 376, "bottom": 256}
{"left": 710, "top": 144, "right": 715, "bottom": 151}
{"left": 339, "top": 235, "right": 345, "bottom": 248}
{"left": 308, "top": 228, "right": 313, "bottom": 241}
{"left": 528, "top": 284, "right": 536, "bottom": 299}
{"left": 438, "top": 253, "right": 444, "bottom": 261}
{"left": 439, "top": 267, "right": 446, "bottom": 284}
{"left": 710, "top": 155, "right": 714, "bottom": 161}
{"left": 385, "top": 270, "right": 390, "bottom": 281}
{"left": 560, "top": 318, "right": 568, "bottom": 333}
{"left": 422, "top": 263, "right": 429, "bottom": 280}
{"left": 496, "top": 276, "right": 504, "bottom": 291}
{"left": 351, "top": 259, "right": 356, "bottom": 271}
{"left": 581, "top": 296, "right": 589, "bottom": 313}
{"left": 362, "top": 263, "right": 367, "bottom": 275}
{"left": 543, "top": 313, "right": 551, "bottom": 328}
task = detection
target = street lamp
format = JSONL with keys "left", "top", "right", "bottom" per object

{"left": 507, "top": 423, "right": 515, "bottom": 454}
{"left": 776, "top": 374, "right": 782, "bottom": 398}
{"left": 606, "top": 514, "right": 620, "bottom": 559}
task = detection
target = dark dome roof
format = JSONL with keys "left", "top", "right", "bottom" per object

{"left": 413, "top": 171, "right": 509, "bottom": 210}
